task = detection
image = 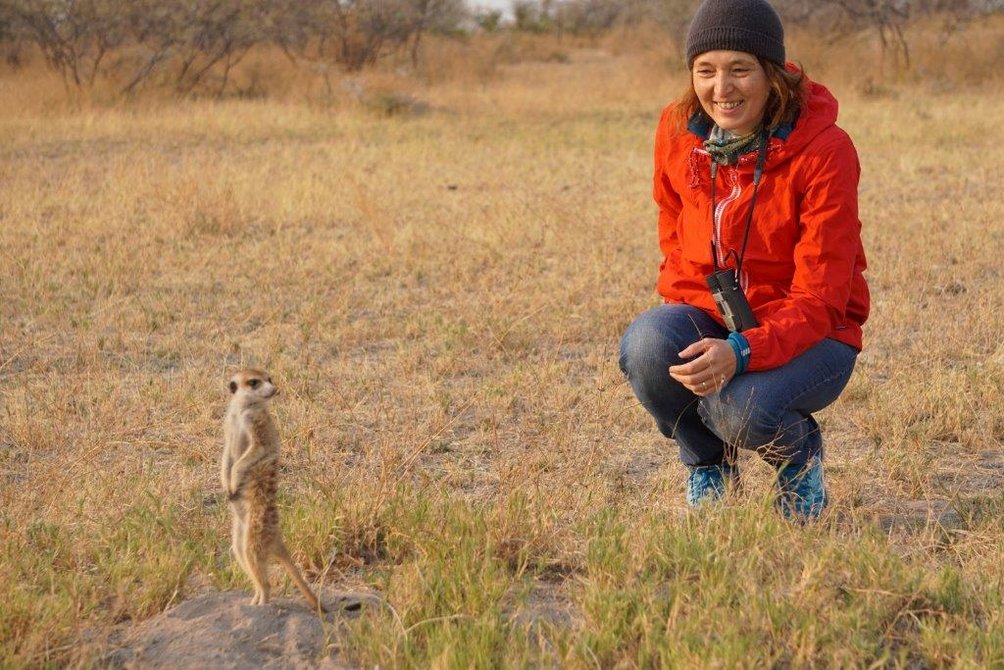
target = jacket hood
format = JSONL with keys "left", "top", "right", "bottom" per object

{"left": 770, "top": 76, "right": 839, "bottom": 167}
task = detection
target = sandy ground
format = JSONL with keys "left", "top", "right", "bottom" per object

{"left": 102, "top": 589, "right": 377, "bottom": 669}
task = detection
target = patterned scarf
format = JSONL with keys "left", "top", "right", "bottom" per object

{"left": 704, "top": 125, "right": 763, "bottom": 166}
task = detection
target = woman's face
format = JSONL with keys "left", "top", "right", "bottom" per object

{"left": 692, "top": 50, "right": 770, "bottom": 136}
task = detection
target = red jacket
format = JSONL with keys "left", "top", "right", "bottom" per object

{"left": 653, "top": 76, "right": 869, "bottom": 371}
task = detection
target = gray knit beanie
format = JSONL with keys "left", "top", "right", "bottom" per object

{"left": 685, "top": 0, "right": 785, "bottom": 67}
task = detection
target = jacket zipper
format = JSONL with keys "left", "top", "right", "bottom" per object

{"left": 712, "top": 165, "right": 754, "bottom": 291}
{"left": 712, "top": 166, "right": 742, "bottom": 268}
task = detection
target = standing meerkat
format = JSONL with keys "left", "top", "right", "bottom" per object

{"left": 221, "top": 368, "right": 325, "bottom": 613}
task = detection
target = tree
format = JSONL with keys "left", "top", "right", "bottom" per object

{"left": 170, "top": 0, "right": 266, "bottom": 94}
{"left": 407, "top": 0, "right": 466, "bottom": 67}
{"left": 0, "top": 0, "right": 24, "bottom": 66}
{"left": 512, "top": 0, "right": 554, "bottom": 33}
{"left": 272, "top": 0, "right": 466, "bottom": 72}
{"left": 554, "top": 0, "right": 622, "bottom": 37}
{"left": 474, "top": 8, "right": 504, "bottom": 32}
{"left": 9, "top": 0, "right": 125, "bottom": 89}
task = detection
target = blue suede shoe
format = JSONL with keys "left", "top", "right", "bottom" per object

{"left": 686, "top": 464, "right": 739, "bottom": 507}
{"left": 776, "top": 456, "right": 828, "bottom": 520}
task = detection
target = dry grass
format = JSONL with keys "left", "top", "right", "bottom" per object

{"left": 1, "top": 22, "right": 1003, "bottom": 668}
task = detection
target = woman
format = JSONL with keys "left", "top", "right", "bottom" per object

{"left": 619, "top": 0, "right": 869, "bottom": 519}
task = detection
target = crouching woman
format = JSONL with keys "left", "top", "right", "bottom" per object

{"left": 619, "top": 0, "right": 869, "bottom": 519}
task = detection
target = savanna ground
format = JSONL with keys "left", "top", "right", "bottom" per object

{"left": 2, "top": 18, "right": 1004, "bottom": 669}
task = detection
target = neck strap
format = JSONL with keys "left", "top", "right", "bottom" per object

{"left": 710, "top": 127, "right": 770, "bottom": 275}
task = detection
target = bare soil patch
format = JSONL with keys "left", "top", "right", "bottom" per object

{"left": 103, "top": 590, "right": 376, "bottom": 669}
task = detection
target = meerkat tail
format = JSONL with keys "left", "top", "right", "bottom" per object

{"left": 275, "top": 541, "right": 326, "bottom": 614}
{"left": 231, "top": 516, "right": 250, "bottom": 575}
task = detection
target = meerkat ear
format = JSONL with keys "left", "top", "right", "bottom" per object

{"left": 229, "top": 380, "right": 238, "bottom": 394}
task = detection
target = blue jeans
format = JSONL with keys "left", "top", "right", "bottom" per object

{"left": 619, "top": 304, "right": 857, "bottom": 468}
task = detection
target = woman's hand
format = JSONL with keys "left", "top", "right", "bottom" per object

{"left": 669, "top": 338, "right": 737, "bottom": 397}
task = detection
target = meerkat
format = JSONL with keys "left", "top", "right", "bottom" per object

{"left": 221, "top": 368, "right": 325, "bottom": 613}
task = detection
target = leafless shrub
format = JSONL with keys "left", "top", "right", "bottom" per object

{"left": 554, "top": 0, "right": 622, "bottom": 36}
{"left": 474, "top": 8, "right": 504, "bottom": 33}
{"left": 510, "top": 0, "right": 700, "bottom": 44}
{"left": 168, "top": 0, "right": 266, "bottom": 94}
{"left": 0, "top": 1, "right": 12, "bottom": 42}
{"left": 4, "top": 0, "right": 995, "bottom": 100}
{"left": 509, "top": 0, "right": 1001, "bottom": 66}
{"left": 115, "top": 0, "right": 269, "bottom": 95}
{"left": 7, "top": 0, "right": 125, "bottom": 90}
{"left": 269, "top": 0, "right": 467, "bottom": 72}
{"left": 512, "top": 0, "right": 555, "bottom": 34}
{"left": 115, "top": 0, "right": 182, "bottom": 93}
{"left": 808, "top": 1, "right": 913, "bottom": 66}
{"left": 776, "top": 0, "right": 1003, "bottom": 68}
{"left": 326, "top": 0, "right": 414, "bottom": 70}
{"left": 407, "top": 0, "right": 467, "bottom": 66}
{"left": 0, "top": 0, "right": 468, "bottom": 96}
{"left": 0, "top": 2, "right": 26, "bottom": 67}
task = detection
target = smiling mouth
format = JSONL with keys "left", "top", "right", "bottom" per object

{"left": 716, "top": 101, "right": 744, "bottom": 110}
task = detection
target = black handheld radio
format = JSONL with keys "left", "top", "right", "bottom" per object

{"left": 707, "top": 267, "right": 758, "bottom": 332}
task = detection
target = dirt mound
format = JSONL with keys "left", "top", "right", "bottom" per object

{"left": 104, "top": 589, "right": 378, "bottom": 669}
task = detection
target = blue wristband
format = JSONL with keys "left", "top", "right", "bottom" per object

{"left": 726, "top": 332, "right": 751, "bottom": 375}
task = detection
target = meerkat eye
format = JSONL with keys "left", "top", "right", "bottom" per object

{"left": 249, "top": 379, "right": 260, "bottom": 389}
{"left": 266, "top": 377, "right": 272, "bottom": 384}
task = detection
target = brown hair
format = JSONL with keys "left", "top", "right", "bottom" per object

{"left": 671, "top": 58, "right": 807, "bottom": 132}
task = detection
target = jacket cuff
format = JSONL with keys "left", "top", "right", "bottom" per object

{"left": 727, "top": 331, "right": 751, "bottom": 375}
